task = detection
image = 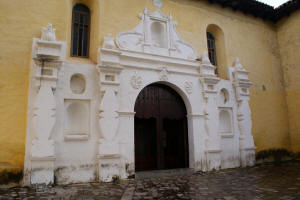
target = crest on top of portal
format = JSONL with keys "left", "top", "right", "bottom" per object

{"left": 153, "top": 0, "right": 163, "bottom": 10}
{"left": 115, "top": 1, "right": 197, "bottom": 60}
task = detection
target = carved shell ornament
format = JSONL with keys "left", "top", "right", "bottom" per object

{"left": 131, "top": 72, "right": 142, "bottom": 89}
{"left": 184, "top": 81, "right": 193, "bottom": 94}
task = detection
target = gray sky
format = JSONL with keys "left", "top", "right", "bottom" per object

{"left": 256, "top": 0, "right": 289, "bottom": 8}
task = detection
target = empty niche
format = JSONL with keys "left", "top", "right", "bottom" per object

{"left": 219, "top": 110, "right": 232, "bottom": 135}
{"left": 151, "top": 21, "right": 167, "bottom": 48}
{"left": 220, "top": 88, "right": 229, "bottom": 104}
{"left": 70, "top": 73, "right": 86, "bottom": 94}
{"left": 64, "top": 100, "right": 90, "bottom": 141}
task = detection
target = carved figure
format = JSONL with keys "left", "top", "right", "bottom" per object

{"left": 103, "top": 34, "right": 116, "bottom": 49}
{"left": 234, "top": 58, "right": 245, "bottom": 71}
{"left": 153, "top": 0, "right": 163, "bottom": 9}
{"left": 41, "top": 23, "right": 56, "bottom": 41}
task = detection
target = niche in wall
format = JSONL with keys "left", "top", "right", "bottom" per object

{"left": 219, "top": 109, "right": 232, "bottom": 136}
{"left": 151, "top": 21, "right": 167, "bottom": 48}
{"left": 64, "top": 99, "right": 90, "bottom": 141}
{"left": 219, "top": 88, "right": 229, "bottom": 105}
{"left": 70, "top": 73, "right": 86, "bottom": 94}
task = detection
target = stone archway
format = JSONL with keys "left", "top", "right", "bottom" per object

{"left": 134, "top": 83, "right": 189, "bottom": 171}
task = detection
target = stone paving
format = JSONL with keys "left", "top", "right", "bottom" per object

{"left": 1, "top": 161, "right": 300, "bottom": 200}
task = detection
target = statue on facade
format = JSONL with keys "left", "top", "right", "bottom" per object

{"left": 41, "top": 23, "right": 56, "bottom": 41}
{"left": 153, "top": 0, "right": 163, "bottom": 10}
{"left": 103, "top": 34, "right": 116, "bottom": 49}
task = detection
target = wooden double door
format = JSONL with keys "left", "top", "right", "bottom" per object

{"left": 134, "top": 84, "right": 189, "bottom": 171}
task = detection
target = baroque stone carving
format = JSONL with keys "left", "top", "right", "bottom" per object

{"left": 159, "top": 67, "right": 168, "bottom": 81}
{"left": 202, "top": 52, "right": 211, "bottom": 65}
{"left": 131, "top": 71, "right": 142, "bottom": 89}
{"left": 29, "top": 28, "right": 65, "bottom": 184}
{"left": 184, "top": 81, "right": 193, "bottom": 94}
{"left": 153, "top": 0, "right": 163, "bottom": 9}
{"left": 116, "top": 6, "right": 197, "bottom": 60}
{"left": 41, "top": 23, "right": 56, "bottom": 41}
{"left": 234, "top": 58, "right": 246, "bottom": 71}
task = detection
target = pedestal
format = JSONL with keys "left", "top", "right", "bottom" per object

{"left": 31, "top": 156, "right": 55, "bottom": 185}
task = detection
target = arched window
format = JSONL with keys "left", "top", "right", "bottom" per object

{"left": 206, "top": 24, "right": 227, "bottom": 79}
{"left": 71, "top": 4, "right": 90, "bottom": 58}
{"left": 206, "top": 32, "right": 217, "bottom": 66}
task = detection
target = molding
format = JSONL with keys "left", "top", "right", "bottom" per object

{"left": 31, "top": 156, "right": 56, "bottom": 161}
{"left": 206, "top": 149, "right": 222, "bottom": 153}
{"left": 117, "top": 111, "right": 136, "bottom": 117}
{"left": 221, "top": 134, "right": 234, "bottom": 138}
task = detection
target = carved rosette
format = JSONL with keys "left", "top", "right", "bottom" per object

{"left": 159, "top": 67, "right": 169, "bottom": 81}
{"left": 131, "top": 71, "right": 142, "bottom": 89}
{"left": 184, "top": 81, "right": 193, "bottom": 94}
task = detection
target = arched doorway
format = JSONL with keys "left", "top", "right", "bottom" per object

{"left": 134, "top": 83, "right": 189, "bottom": 171}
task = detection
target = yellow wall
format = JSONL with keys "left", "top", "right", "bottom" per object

{"left": 0, "top": 0, "right": 68, "bottom": 178}
{"left": 277, "top": 9, "right": 300, "bottom": 152}
{"left": 0, "top": 0, "right": 295, "bottom": 178}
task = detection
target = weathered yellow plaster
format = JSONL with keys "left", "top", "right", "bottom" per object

{"left": 0, "top": 0, "right": 296, "bottom": 175}
{"left": 277, "top": 9, "right": 300, "bottom": 152}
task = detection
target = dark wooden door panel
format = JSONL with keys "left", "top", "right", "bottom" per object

{"left": 135, "top": 117, "right": 157, "bottom": 171}
{"left": 134, "top": 84, "right": 189, "bottom": 171}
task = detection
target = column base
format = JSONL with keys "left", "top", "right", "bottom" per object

{"left": 240, "top": 147, "right": 256, "bottom": 167}
{"left": 30, "top": 156, "right": 55, "bottom": 185}
{"left": 205, "top": 149, "right": 221, "bottom": 170}
{"left": 98, "top": 154, "right": 124, "bottom": 182}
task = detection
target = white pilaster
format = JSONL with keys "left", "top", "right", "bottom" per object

{"left": 30, "top": 24, "right": 65, "bottom": 185}
{"left": 233, "top": 58, "right": 256, "bottom": 167}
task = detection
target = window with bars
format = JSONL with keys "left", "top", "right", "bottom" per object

{"left": 206, "top": 32, "right": 217, "bottom": 67}
{"left": 71, "top": 4, "right": 90, "bottom": 58}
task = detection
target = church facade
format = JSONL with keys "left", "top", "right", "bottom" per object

{"left": 0, "top": 0, "right": 299, "bottom": 185}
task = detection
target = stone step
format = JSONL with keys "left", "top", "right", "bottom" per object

{"left": 135, "top": 168, "right": 195, "bottom": 180}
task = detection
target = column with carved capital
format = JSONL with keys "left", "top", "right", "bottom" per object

{"left": 30, "top": 24, "right": 65, "bottom": 184}
{"left": 232, "top": 59, "right": 256, "bottom": 167}
{"left": 199, "top": 52, "right": 221, "bottom": 170}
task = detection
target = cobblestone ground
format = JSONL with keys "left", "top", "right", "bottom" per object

{"left": 1, "top": 161, "right": 300, "bottom": 200}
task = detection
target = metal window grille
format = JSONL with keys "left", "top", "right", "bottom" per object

{"left": 71, "top": 4, "right": 90, "bottom": 58}
{"left": 206, "top": 32, "right": 217, "bottom": 67}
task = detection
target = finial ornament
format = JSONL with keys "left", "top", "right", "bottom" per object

{"left": 202, "top": 52, "right": 211, "bottom": 65}
{"left": 153, "top": 0, "right": 163, "bottom": 10}
{"left": 103, "top": 34, "right": 116, "bottom": 49}
{"left": 41, "top": 23, "right": 56, "bottom": 41}
{"left": 234, "top": 58, "right": 245, "bottom": 71}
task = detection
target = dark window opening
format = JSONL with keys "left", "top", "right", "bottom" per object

{"left": 206, "top": 32, "right": 217, "bottom": 68}
{"left": 71, "top": 4, "right": 90, "bottom": 58}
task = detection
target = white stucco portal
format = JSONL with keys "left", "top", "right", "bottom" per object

{"left": 24, "top": 3, "right": 256, "bottom": 185}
